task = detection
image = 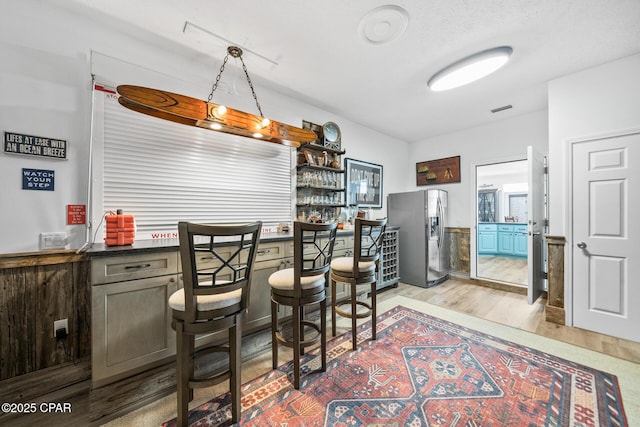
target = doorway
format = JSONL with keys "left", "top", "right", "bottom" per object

{"left": 570, "top": 130, "right": 640, "bottom": 342}
{"left": 475, "top": 160, "right": 528, "bottom": 286}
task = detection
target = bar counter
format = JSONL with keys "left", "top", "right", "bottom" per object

{"left": 85, "top": 229, "right": 355, "bottom": 257}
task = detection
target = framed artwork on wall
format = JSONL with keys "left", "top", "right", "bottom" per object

{"left": 344, "top": 158, "right": 383, "bottom": 208}
{"left": 416, "top": 155, "right": 461, "bottom": 186}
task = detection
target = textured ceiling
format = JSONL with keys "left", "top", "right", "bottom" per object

{"left": 57, "top": 0, "right": 640, "bottom": 142}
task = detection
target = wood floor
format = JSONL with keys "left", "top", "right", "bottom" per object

{"left": 477, "top": 255, "right": 528, "bottom": 285}
{"left": 2, "top": 278, "right": 639, "bottom": 426}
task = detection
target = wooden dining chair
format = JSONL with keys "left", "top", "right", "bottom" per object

{"left": 269, "top": 221, "right": 337, "bottom": 389}
{"left": 170, "top": 221, "right": 261, "bottom": 426}
{"left": 330, "top": 218, "right": 387, "bottom": 350}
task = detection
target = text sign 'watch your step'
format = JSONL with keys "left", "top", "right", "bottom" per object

{"left": 22, "top": 168, "right": 55, "bottom": 191}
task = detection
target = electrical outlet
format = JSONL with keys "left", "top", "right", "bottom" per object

{"left": 40, "top": 232, "right": 67, "bottom": 250}
{"left": 53, "top": 318, "right": 68, "bottom": 338}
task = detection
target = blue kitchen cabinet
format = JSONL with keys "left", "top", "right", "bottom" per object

{"left": 498, "top": 224, "right": 514, "bottom": 255}
{"left": 477, "top": 223, "right": 498, "bottom": 254}
{"left": 495, "top": 223, "right": 528, "bottom": 257}
{"left": 478, "top": 223, "right": 527, "bottom": 257}
{"left": 513, "top": 224, "right": 528, "bottom": 257}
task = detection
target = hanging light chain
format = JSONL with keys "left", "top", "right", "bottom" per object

{"left": 207, "top": 54, "right": 230, "bottom": 102}
{"left": 207, "top": 46, "right": 265, "bottom": 119}
{"left": 237, "top": 54, "right": 264, "bottom": 118}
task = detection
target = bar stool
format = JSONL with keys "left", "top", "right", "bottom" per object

{"left": 170, "top": 221, "right": 261, "bottom": 426}
{"left": 331, "top": 218, "right": 387, "bottom": 350}
{"left": 269, "top": 221, "right": 337, "bottom": 389}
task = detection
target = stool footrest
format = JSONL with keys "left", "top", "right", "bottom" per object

{"left": 188, "top": 368, "right": 231, "bottom": 389}
{"left": 335, "top": 300, "right": 372, "bottom": 320}
{"left": 275, "top": 320, "right": 322, "bottom": 349}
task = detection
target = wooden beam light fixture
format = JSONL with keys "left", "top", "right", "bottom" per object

{"left": 116, "top": 46, "right": 316, "bottom": 147}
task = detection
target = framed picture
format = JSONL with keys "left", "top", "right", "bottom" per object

{"left": 345, "top": 158, "right": 383, "bottom": 208}
{"left": 416, "top": 155, "right": 461, "bottom": 186}
{"left": 303, "top": 150, "right": 316, "bottom": 165}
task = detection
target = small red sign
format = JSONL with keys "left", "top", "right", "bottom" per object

{"left": 67, "top": 204, "right": 86, "bottom": 225}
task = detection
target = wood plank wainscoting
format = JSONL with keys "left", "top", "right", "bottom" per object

{"left": 444, "top": 227, "right": 470, "bottom": 278}
{"left": 545, "top": 236, "right": 566, "bottom": 324}
{"left": 0, "top": 250, "right": 91, "bottom": 404}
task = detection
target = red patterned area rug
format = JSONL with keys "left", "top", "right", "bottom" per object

{"left": 162, "top": 305, "right": 628, "bottom": 426}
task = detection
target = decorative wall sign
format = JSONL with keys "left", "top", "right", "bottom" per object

{"left": 345, "top": 158, "right": 383, "bottom": 208}
{"left": 22, "top": 168, "right": 55, "bottom": 191}
{"left": 416, "top": 155, "right": 460, "bottom": 186}
{"left": 4, "top": 132, "right": 67, "bottom": 159}
{"left": 302, "top": 120, "right": 322, "bottom": 145}
{"left": 67, "top": 204, "right": 87, "bottom": 225}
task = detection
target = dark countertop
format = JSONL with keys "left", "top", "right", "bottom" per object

{"left": 86, "top": 229, "right": 356, "bottom": 257}
{"left": 478, "top": 222, "right": 527, "bottom": 225}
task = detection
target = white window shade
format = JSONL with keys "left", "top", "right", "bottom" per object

{"left": 94, "top": 85, "right": 293, "bottom": 241}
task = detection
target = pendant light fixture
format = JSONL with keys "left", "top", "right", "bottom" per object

{"left": 116, "top": 46, "right": 316, "bottom": 147}
{"left": 428, "top": 46, "right": 513, "bottom": 92}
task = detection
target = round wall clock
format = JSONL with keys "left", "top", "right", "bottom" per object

{"left": 322, "top": 122, "right": 341, "bottom": 150}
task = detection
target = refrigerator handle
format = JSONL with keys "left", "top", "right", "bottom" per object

{"left": 437, "top": 197, "right": 444, "bottom": 249}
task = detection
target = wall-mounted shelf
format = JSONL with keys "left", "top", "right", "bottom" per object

{"left": 300, "top": 143, "right": 345, "bottom": 156}
{"left": 296, "top": 164, "right": 344, "bottom": 173}
{"left": 296, "top": 130, "right": 346, "bottom": 223}
{"left": 296, "top": 204, "right": 346, "bottom": 208}
{"left": 296, "top": 185, "right": 345, "bottom": 191}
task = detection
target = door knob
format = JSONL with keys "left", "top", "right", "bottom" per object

{"left": 577, "top": 242, "right": 587, "bottom": 249}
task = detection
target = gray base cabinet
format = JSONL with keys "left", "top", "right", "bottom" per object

{"left": 90, "top": 234, "right": 353, "bottom": 387}
{"left": 91, "top": 251, "right": 179, "bottom": 387}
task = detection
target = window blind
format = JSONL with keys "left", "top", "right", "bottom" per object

{"left": 94, "top": 85, "right": 294, "bottom": 240}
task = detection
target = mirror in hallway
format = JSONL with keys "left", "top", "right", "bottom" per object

{"left": 476, "top": 160, "right": 528, "bottom": 285}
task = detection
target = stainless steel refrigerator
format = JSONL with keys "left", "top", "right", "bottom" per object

{"left": 387, "top": 189, "right": 449, "bottom": 287}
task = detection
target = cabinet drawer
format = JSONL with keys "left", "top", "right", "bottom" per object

{"left": 92, "top": 251, "right": 178, "bottom": 285}
{"left": 333, "top": 235, "right": 352, "bottom": 253}
{"left": 514, "top": 224, "right": 528, "bottom": 233}
{"left": 255, "top": 241, "right": 285, "bottom": 262}
{"left": 177, "top": 241, "right": 283, "bottom": 273}
{"left": 478, "top": 223, "right": 497, "bottom": 232}
{"left": 498, "top": 224, "right": 514, "bottom": 232}
{"left": 285, "top": 235, "right": 352, "bottom": 258}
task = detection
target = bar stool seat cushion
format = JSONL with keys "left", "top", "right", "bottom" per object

{"left": 269, "top": 268, "right": 325, "bottom": 290}
{"left": 330, "top": 257, "right": 376, "bottom": 274}
{"left": 169, "top": 282, "right": 242, "bottom": 312}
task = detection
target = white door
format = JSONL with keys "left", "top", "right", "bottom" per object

{"left": 527, "top": 146, "right": 545, "bottom": 304}
{"left": 572, "top": 131, "right": 640, "bottom": 342}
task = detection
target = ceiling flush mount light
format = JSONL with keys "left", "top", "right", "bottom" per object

{"left": 428, "top": 46, "right": 513, "bottom": 92}
{"left": 116, "top": 46, "right": 316, "bottom": 147}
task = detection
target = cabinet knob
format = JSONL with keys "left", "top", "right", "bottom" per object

{"left": 577, "top": 242, "right": 587, "bottom": 249}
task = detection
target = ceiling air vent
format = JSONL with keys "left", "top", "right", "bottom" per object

{"left": 490, "top": 104, "right": 513, "bottom": 113}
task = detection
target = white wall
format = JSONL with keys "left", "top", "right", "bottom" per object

{"left": 547, "top": 52, "right": 640, "bottom": 326}
{"left": 0, "top": 0, "right": 409, "bottom": 254}
{"left": 548, "top": 53, "right": 640, "bottom": 236}
{"left": 407, "top": 111, "right": 548, "bottom": 227}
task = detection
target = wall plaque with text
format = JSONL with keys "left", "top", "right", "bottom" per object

{"left": 4, "top": 131, "right": 67, "bottom": 159}
{"left": 22, "top": 168, "right": 55, "bottom": 191}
